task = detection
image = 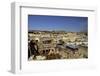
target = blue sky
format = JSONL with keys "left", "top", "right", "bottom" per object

{"left": 28, "top": 15, "right": 88, "bottom": 32}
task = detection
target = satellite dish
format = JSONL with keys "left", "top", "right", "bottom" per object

{"left": 35, "top": 37, "right": 40, "bottom": 42}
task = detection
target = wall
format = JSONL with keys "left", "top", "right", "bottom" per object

{"left": 0, "top": 0, "right": 100, "bottom": 76}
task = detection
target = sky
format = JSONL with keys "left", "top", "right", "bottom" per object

{"left": 28, "top": 15, "right": 88, "bottom": 32}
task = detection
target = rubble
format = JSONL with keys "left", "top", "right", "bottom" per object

{"left": 28, "top": 31, "right": 88, "bottom": 60}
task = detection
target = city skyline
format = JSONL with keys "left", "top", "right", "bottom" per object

{"left": 28, "top": 15, "right": 88, "bottom": 32}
